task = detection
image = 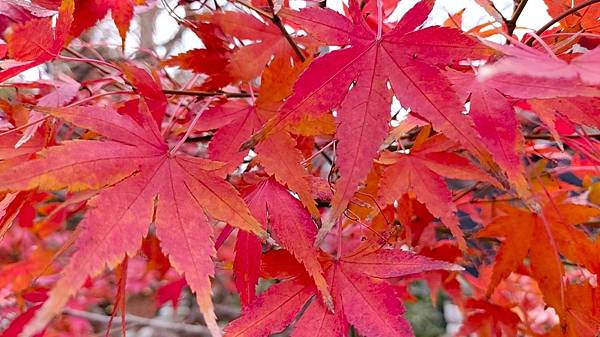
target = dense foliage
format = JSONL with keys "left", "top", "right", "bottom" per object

{"left": 0, "top": 0, "right": 599, "bottom": 336}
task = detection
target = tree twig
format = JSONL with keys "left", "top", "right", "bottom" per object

{"left": 233, "top": 0, "right": 274, "bottom": 20}
{"left": 524, "top": 132, "right": 600, "bottom": 140}
{"left": 64, "top": 47, "right": 115, "bottom": 76}
{"left": 266, "top": 0, "right": 306, "bottom": 62}
{"left": 229, "top": 0, "right": 308, "bottom": 63}
{"left": 526, "top": 0, "right": 600, "bottom": 46}
{"left": 162, "top": 89, "right": 253, "bottom": 98}
{"left": 63, "top": 308, "right": 211, "bottom": 336}
{"left": 506, "top": 0, "right": 529, "bottom": 35}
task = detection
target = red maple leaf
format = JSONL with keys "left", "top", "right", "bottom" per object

{"left": 232, "top": 177, "right": 331, "bottom": 307}
{"left": 0, "top": 103, "right": 266, "bottom": 337}
{"left": 0, "top": 0, "right": 73, "bottom": 82}
{"left": 378, "top": 131, "right": 497, "bottom": 249}
{"left": 475, "top": 194, "right": 600, "bottom": 324}
{"left": 248, "top": 0, "right": 491, "bottom": 233}
{"left": 224, "top": 244, "right": 460, "bottom": 337}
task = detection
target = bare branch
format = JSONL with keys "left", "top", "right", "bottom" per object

{"left": 506, "top": 0, "right": 529, "bottom": 35}
{"left": 234, "top": 0, "right": 274, "bottom": 20}
{"left": 526, "top": 0, "right": 600, "bottom": 46}
{"left": 162, "top": 89, "right": 253, "bottom": 98}
{"left": 266, "top": 0, "right": 306, "bottom": 62}
{"left": 63, "top": 308, "right": 211, "bottom": 336}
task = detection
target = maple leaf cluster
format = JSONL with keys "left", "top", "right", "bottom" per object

{"left": 0, "top": 0, "right": 599, "bottom": 336}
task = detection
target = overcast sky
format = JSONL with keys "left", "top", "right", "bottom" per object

{"left": 15, "top": 0, "right": 553, "bottom": 81}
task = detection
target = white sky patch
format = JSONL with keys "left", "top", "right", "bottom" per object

{"left": 8, "top": 0, "right": 553, "bottom": 83}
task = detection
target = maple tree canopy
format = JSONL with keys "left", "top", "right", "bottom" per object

{"left": 0, "top": 0, "right": 599, "bottom": 337}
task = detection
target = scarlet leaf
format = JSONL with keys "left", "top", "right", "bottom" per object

{"left": 449, "top": 70, "right": 528, "bottom": 195}
{"left": 0, "top": 304, "right": 45, "bottom": 337}
{"left": 2, "top": 1, "right": 600, "bottom": 336}
{"left": 240, "top": 178, "right": 331, "bottom": 307}
{"left": 120, "top": 63, "right": 168, "bottom": 126}
{"left": 457, "top": 299, "right": 521, "bottom": 337}
{"left": 199, "top": 11, "right": 310, "bottom": 81}
{"left": 196, "top": 101, "right": 262, "bottom": 170}
{"left": 250, "top": 0, "right": 490, "bottom": 233}
{"left": 0, "top": 0, "right": 73, "bottom": 82}
{"left": 378, "top": 134, "right": 496, "bottom": 250}
{"left": 475, "top": 195, "right": 600, "bottom": 325}
{"left": 0, "top": 104, "right": 266, "bottom": 337}
{"left": 69, "top": 0, "right": 135, "bottom": 45}
{"left": 162, "top": 22, "right": 233, "bottom": 89}
{"left": 481, "top": 40, "right": 600, "bottom": 85}
{"left": 0, "top": 0, "right": 54, "bottom": 33}
{"left": 224, "top": 278, "right": 315, "bottom": 337}
{"left": 225, "top": 244, "right": 458, "bottom": 337}
{"left": 255, "top": 132, "right": 321, "bottom": 219}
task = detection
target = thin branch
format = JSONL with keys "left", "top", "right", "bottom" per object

{"left": 524, "top": 132, "right": 600, "bottom": 140}
{"left": 452, "top": 182, "right": 482, "bottom": 202}
{"left": 469, "top": 197, "right": 519, "bottom": 204}
{"left": 65, "top": 47, "right": 113, "bottom": 75}
{"left": 67, "top": 90, "right": 136, "bottom": 107}
{"left": 58, "top": 54, "right": 122, "bottom": 73}
{"left": 63, "top": 308, "right": 210, "bottom": 336}
{"left": 506, "top": 0, "right": 529, "bottom": 35}
{"left": 526, "top": 0, "right": 600, "bottom": 46}
{"left": 234, "top": 0, "right": 274, "bottom": 20}
{"left": 63, "top": 47, "right": 131, "bottom": 92}
{"left": 0, "top": 116, "right": 51, "bottom": 137}
{"left": 266, "top": 0, "right": 306, "bottom": 62}
{"left": 162, "top": 89, "right": 253, "bottom": 98}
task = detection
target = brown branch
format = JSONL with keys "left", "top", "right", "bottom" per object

{"left": 266, "top": 0, "right": 306, "bottom": 62}
{"left": 526, "top": 0, "right": 600, "bottom": 46}
{"left": 66, "top": 48, "right": 249, "bottom": 99}
{"left": 452, "top": 182, "right": 482, "bottom": 202}
{"left": 162, "top": 89, "right": 253, "bottom": 98}
{"left": 64, "top": 47, "right": 114, "bottom": 76}
{"left": 63, "top": 308, "right": 211, "bottom": 336}
{"left": 469, "top": 197, "right": 520, "bottom": 204}
{"left": 63, "top": 47, "right": 131, "bottom": 91}
{"left": 524, "top": 132, "right": 600, "bottom": 140}
{"left": 506, "top": 0, "right": 529, "bottom": 35}
{"left": 234, "top": 0, "right": 274, "bottom": 20}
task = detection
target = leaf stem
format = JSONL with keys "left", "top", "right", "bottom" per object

{"left": 376, "top": 0, "right": 383, "bottom": 40}
{"left": 526, "top": 0, "right": 600, "bottom": 46}
{"left": 57, "top": 54, "right": 122, "bottom": 73}
{"left": 162, "top": 74, "right": 203, "bottom": 137}
{"left": 302, "top": 140, "right": 336, "bottom": 165}
{"left": 0, "top": 116, "right": 51, "bottom": 137}
{"left": 170, "top": 98, "right": 213, "bottom": 155}
{"left": 248, "top": 82, "right": 256, "bottom": 105}
{"left": 64, "top": 47, "right": 115, "bottom": 76}
{"left": 67, "top": 90, "right": 135, "bottom": 107}
{"left": 336, "top": 218, "right": 343, "bottom": 259}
